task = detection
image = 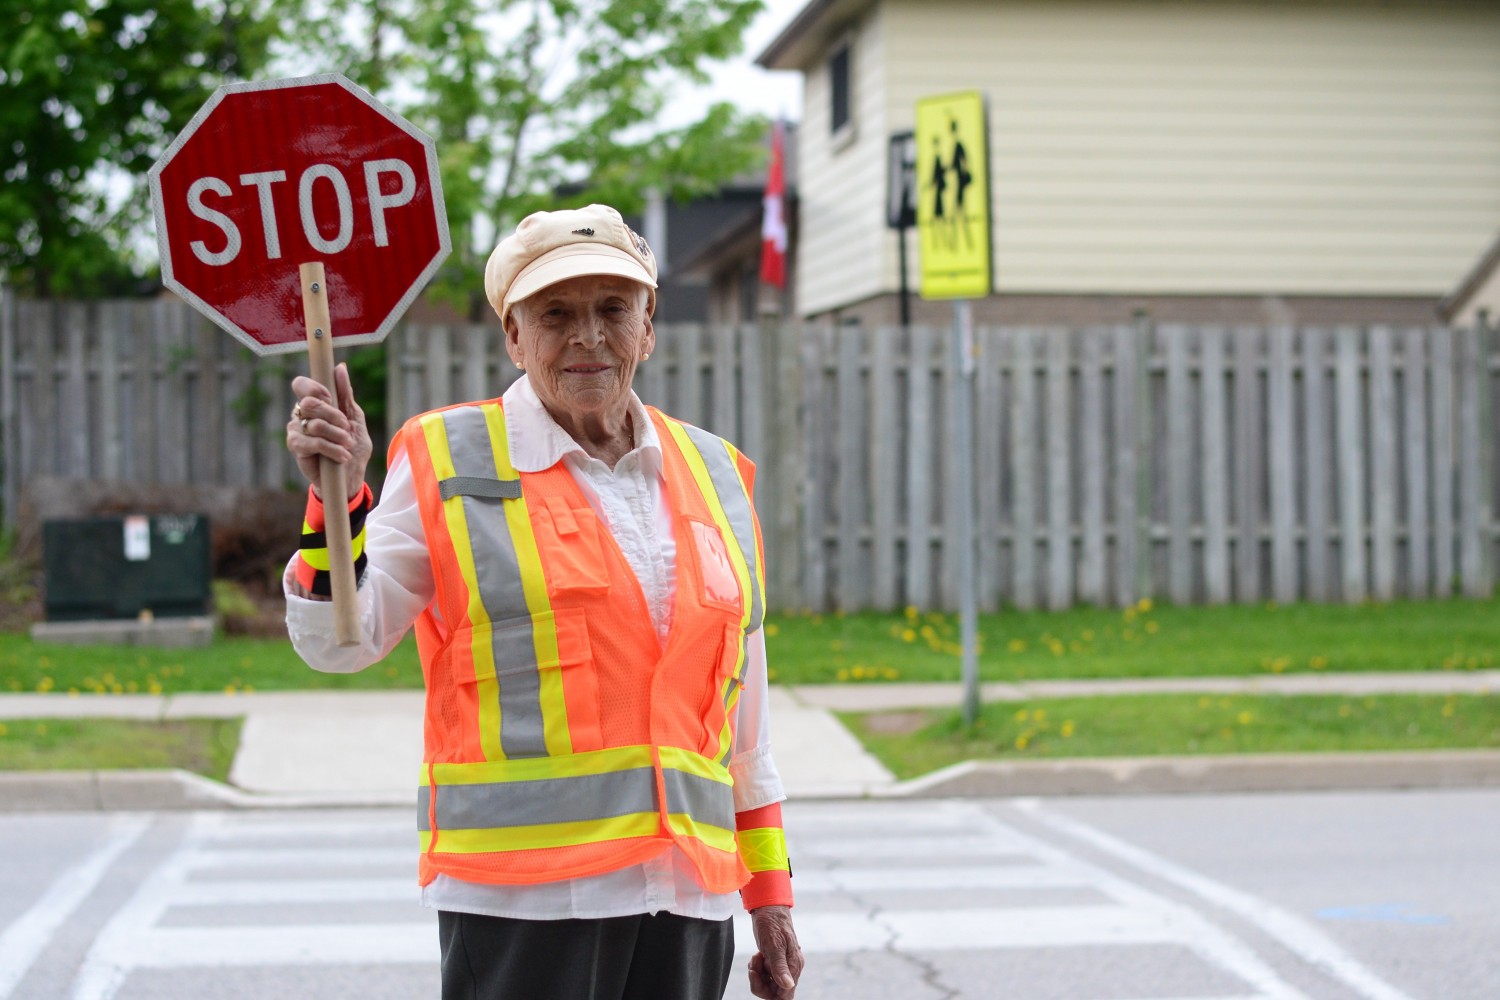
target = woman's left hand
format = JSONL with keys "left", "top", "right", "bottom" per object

{"left": 747, "top": 905, "right": 803, "bottom": 999}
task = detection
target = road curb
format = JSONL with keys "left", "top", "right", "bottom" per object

{"left": 871, "top": 749, "right": 1500, "bottom": 799}
{"left": 0, "top": 769, "right": 410, "bottom": 813}
{"left": 6, "top": 750, "right": 1500, "bottom": 811}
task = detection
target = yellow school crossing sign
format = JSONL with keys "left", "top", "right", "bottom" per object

{"left": 915, "top": 91, "right": 992, "bottom": 300}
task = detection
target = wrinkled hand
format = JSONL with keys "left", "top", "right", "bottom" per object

{"left": 286, "top": 362, "right": 372, "bottom": 499}
{"left": 748, "top": 905, "right": 803, "bottom": 999}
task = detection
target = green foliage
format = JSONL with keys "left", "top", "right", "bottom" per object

{"left": 270, "top": 0, "right": 769, "bottom": 313}
{"left": 0, "top": 0, "right": 278, "bottom": 296}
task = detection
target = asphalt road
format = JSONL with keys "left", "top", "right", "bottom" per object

{"left": 0, "top": 791, "right": 1493, "bottom": 999}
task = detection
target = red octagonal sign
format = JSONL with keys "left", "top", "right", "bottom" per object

{"left": 150, "top": 74, "right": 450, "bottom": 356}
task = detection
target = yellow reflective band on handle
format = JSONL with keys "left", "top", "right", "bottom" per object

{"left": 299, "top": 527, "right": 365, "bottom": 571}
{"left": 738, "top": 827, "right": 790, "bottom": 873}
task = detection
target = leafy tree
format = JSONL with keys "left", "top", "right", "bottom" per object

{"left": 274, "top": 0, "right": 769, "bottom": 316}
{"left": 0, "top": 0, "right": 276, "bottom": 296}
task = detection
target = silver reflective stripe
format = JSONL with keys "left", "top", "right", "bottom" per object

{"left": 440, "top": 476, "right": 522, "bottom": 501}
{"left": 441, "top": 406, "right": 547, "bottom": 758}
{"left": 416, "top": 767, "right": 658, "bottom": 832}
{"left": 676, "top": 422, "right": 763, "bottom": 632}
{"left": 662, "top": 768, "right": 736, "bottom": 832}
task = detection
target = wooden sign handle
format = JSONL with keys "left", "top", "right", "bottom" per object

{"left": 300, "top": 263, "right": 360, "bottom": 647}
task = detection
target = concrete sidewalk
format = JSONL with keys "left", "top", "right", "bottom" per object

{"left": 1, "top": 672, "right": 1498, "bottom": 810}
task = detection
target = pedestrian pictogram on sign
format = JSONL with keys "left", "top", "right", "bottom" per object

{"left": 915, "top": 91, "right": 992, "bottom": 300}
{"left": 149, "top": 74, "right": 451, "bottom": 356}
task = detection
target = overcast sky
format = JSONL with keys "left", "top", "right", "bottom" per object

{"left": 664, "top": 0, "right": 806, "bottom": 126}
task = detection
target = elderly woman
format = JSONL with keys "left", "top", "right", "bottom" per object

{"left": 284, "top": 204, "right": 803, "bottom": 1000}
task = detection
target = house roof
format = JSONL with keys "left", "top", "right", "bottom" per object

{"left": 1439, "top": 230, "right": 1500, "bottom": 323}
{"left": 757, "top": 0, "right": 877, "bottom": 70}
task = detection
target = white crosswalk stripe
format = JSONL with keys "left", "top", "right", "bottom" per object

{"left": 60, "top": 801, "right": 1396, "bottom": 999}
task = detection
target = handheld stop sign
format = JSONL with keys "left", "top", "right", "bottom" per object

{"left": 150, "top": 73, "right": 452, "bottom": 644}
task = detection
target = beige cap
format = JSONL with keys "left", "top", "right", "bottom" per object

{"left": 484, "top": 204, "right": 658, "bottom": 325}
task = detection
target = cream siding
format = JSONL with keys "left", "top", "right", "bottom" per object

{"left": 793, "top": 5, "right": 894, "bottom": 314}
{"left": 794, "top": 0, "right": 1500, "bottom": 311}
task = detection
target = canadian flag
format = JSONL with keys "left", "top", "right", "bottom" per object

{"left": 760, "top": 120, "right": 788, "bottom": 290}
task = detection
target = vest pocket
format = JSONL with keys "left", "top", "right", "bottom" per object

{"left": 688, "top": 519, "right": 743, "bottom": 615}
{"left": 449, "top": 609, "right": 602, "bottom": 757}
{"left": 535, "top": 498, "right": 612, "bottom": 595}
{"left": 698, "top": 623, "right": 745, "bottom": 759}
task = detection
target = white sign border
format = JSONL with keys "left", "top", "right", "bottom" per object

{"left": 148, "top": 73, "right": 453, "bottom": 358}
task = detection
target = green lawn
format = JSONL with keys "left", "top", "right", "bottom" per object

{"left": 0, "top": 631, "right": 425, "bottom": 695}
{"left": 843, "top": 692, "right": 1500, "bottom": 780}
{"left": 765, "top": 596, "right": 1500, "bottom": 685}
{"left": 1, "top": 594, "right": 1497, "bottom": 695}
{"left": 0, "top": 717, "right": 243, "bottom": 782}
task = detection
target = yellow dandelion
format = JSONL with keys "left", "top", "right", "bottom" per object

{"left": 35, "top": 677, "right": 54, "bottom": 693}
{"left": 836, "top": 668, "right": 850, "bottom": 682}
{"left": 904, "top": 605, "right": 919, "bottom": 621}
{"left": 882, "top": 667, "right": 900, "bottom": 680}
{"left": 1197, "top": 697, "right": 1212, "bottom": 709}
{"left": 0, "top": 723, "right": 8, "bottom": 736}
{"left": 1122, "top": 607, "right": 1137, "bottom": 622}
{"left": 1014, "top": 735, "right": 1030, "bottom": 750}
{"left": 1034, "top": 709, "right": 1047, "bottom": 723}
{"left": 764, "top": 623, "right": 780, "bottom": 638}
{"left": 1441, "top": 701, "right": 1456, "bottom": 718}
{"left": 1237, "top": 711, "right": 1254, "bottom": 726}
{"left": 224, "top": 685, "right": 238, "bottom": 696}
{"left": 1144, "top": 621, "right": 1160, "bottom": 634}
{"left": 68, "top": 688, "right": 79, "bottom": 696}
{"left": 1309, "top": 656, "right": 1329, "bottom": 670}
{"left": 1014, "top": 708, "right": 1030, "bottom": 722}
{"left": 902, "top": 629, "right": 917, "bottom": 643}
{"left": 1008, "top": 639, "right": 1026, "bottom": 653}
{"left": 147, "top": 683, "right": 163, "bottom": 695}
{"left": 1137, "top": 598, "right": 1153, "bottom": 613}
{"left": 1081, "top": 630, "right": 1095, "bottom": 642}
{"left": 1060, "top": 721, "right": 1076, "bottom": 738}
{"left": 34, "top": 723, "right": 47, "bottom": 736}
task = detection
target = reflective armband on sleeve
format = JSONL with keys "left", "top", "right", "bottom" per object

{"left": 295, "top": 482, "right": 373, "bottom": 597}
{"left": 737, "top": 802, "right": 793, "bottom": 910}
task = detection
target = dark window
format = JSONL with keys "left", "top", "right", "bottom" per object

{"left": 830, "top": 44, "right": 851, "bottom": 134}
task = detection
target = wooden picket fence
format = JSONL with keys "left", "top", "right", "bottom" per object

{"left": 5, "top": 292, "right": 1497, "bottom": 612}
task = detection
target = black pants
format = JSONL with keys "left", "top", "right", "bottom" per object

{"left": 438, "top": 910, "right": 735, "bottom": 1000}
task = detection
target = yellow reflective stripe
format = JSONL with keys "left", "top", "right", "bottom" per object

{"left": 482, "top": 404, "right": 572, "bottom": 757}
{"left": 738, "top": 827, "right": 790, "bottom": 872}
{"left": 662, "top": 420, "right": 754, "bottom": 635}
{"left": 421, "top": 412, "right": 504, "bottom": 762}
{"left": 724, "top": 440, "right": 767, "bottom": 628}
{"left": 300, "top": 533, "right": 365, "bottom": 572}
{"left": 426, "top": 745, "right": 656, "bottom": 787}
{"left": 420, "top": 812, "right": 661, "bottom": 854}
{"left": 658, "top": 745, "right": 734, "bottom": 785}
{"left": 667, "top": 813, "right": 738, "bottom": 854}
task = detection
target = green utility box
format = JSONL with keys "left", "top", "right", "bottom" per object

{"left": 42, "top": 514, "right": 212, "bottom": 622}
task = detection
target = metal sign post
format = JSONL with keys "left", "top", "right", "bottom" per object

{"left": 916, "top": 90, "right": 992, "bottom": 727}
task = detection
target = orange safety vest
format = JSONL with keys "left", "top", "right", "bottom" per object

{"left": 398, "top": 399, "right": 766, "bottom": 893}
